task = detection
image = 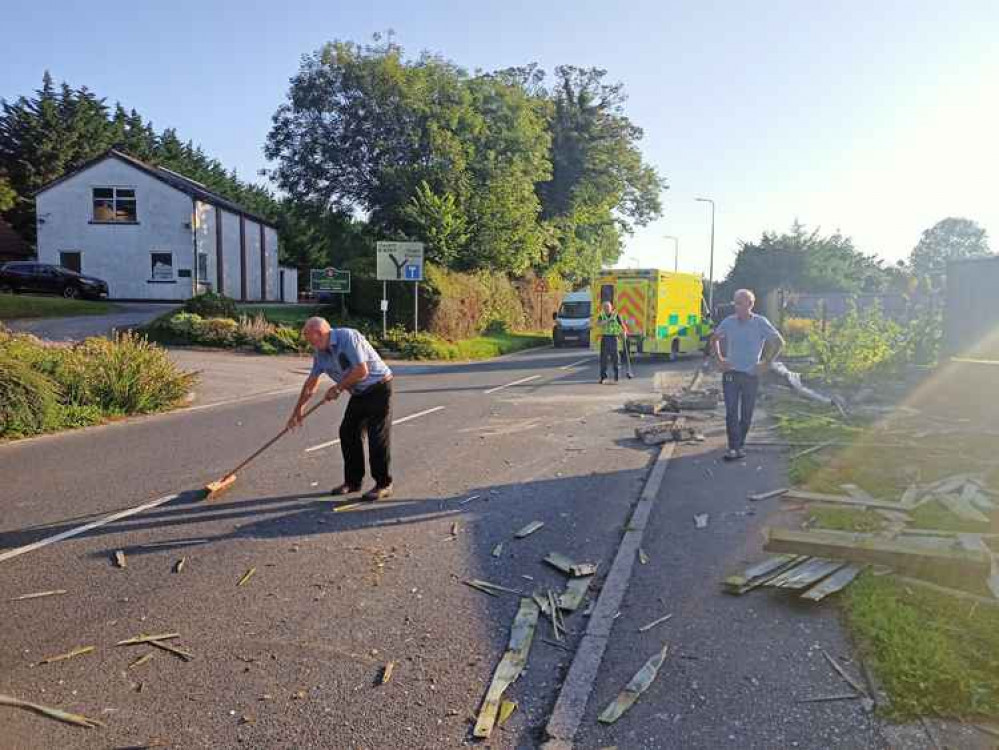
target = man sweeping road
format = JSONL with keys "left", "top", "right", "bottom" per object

{"left": 711, "top": 289, "right": 784, "bottom": 462}
{"left": 288, "top": 317, "right": 394, "bottom": 500}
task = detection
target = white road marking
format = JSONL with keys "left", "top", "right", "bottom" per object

{"left": 559, "top": 356, "right": 595, "bottom": 370}
{"left": 0, "top": 492, "right": 183, "bottom": 564}
{"left": 304, "top": 405, "right": 446, "bottom": 453}
{"left": 178, "top": 386, "right": 302, "bottom": 414}
{"left": 483, "top": 374, "right": 542, "bottom": 395}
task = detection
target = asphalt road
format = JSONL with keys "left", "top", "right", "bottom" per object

{"left": 0, "top": 345, "right": 689, "bottom": 749}
{"left": 0, "top": 347, "right": 899, "bottom": 750}
{"left": 4, "top": 302, "right": 176, "bottom": 341}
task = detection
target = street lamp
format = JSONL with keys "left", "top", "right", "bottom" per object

{"left": 664, "top": 235, "right": 679, "bottom": 272}
{"left": 695, "top": 197, "right": 715, "bottom": 316}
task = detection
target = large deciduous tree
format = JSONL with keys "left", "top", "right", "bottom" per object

{"left": 909, "top": 217, "right": 991, "bottom": 277}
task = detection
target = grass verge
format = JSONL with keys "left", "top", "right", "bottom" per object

{"left": 845, "top": 573, "right": 999, "bottom": 720}
{"left": 0, "top": 294, "right": 114, "bottom": 320}
{"left": 423, "top": 332, "right": 551, "bottom": 360}
{"left": 772, "top": 391, "right": 999, "bottom": 720}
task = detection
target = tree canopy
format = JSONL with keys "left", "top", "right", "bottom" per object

{"left": 719, "top": 222, "right": 894, "bottom": 300}
{"left": 909, "top": 217, "right": 991, "bottom": 277}
{"left": 265, "top": 37, "right": 664, "bottom": 280}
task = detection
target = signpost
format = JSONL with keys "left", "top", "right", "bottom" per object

{"left": 376, "top": 241, "right": 424, "bottom": 334}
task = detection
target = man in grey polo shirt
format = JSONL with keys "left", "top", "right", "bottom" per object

{"left": 287, "top": 317, "right": 394, "bottom": 500}
{"left": 711, "top": 289, "right": 784, "bottom": 461}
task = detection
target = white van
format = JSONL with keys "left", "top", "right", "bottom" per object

{"left": 552, "top": 289, "right": 592, "bottom": 348}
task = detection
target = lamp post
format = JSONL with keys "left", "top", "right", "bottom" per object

{"left": 695, "top": 197, "right": 715, "bottom": 315}
{"left": 664, "top": 235, "right": 679, "bottom": 272}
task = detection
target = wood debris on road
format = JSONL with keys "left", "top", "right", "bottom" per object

{"left": 514, "top": 521, "right": 545, "bottom": 539}
{"left": 37, "top": 645, "right": 95, "bottom": 665}
{"left": 11, "top": 590, "right": 67, "bottom": 601}
{"left": 597, "top": 643, "right": 670, "bottom": 724}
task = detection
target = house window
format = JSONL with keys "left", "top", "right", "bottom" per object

{"left": 197, "top": 252, "right": 208, "bottom": 282}
{"left": 60, "top": 251, "right": 82, "bottom": 273}
{"left": 92, "top": 187, "right": 137, "bottom": 222}
{"left": 151, "top": 252, "right": 173, "bottom": 280}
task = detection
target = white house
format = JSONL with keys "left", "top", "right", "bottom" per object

{"left": 35, "top": 149, "right": 297, "bottom": 302}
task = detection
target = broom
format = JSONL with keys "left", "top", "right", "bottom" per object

{"left": 204, "top": 399, "right": 327, "bottom": 500}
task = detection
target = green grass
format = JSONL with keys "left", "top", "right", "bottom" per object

{"left": 807, "top": 506, "right": 886, "bottom": 533}
{"left": 845, "top": 573, "right": 999, "bottom": 719}
{"left": 424, "top": 332, "right": 551, "bottom": 360}
{"left": 0, "top": 294, "right": 114, "bottom": 320}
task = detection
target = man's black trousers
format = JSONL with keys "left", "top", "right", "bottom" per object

{"left": 340, "top": 380, "right": 393, "bottom": 487}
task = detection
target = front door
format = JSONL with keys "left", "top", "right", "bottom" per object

{"left": 60, "top": 252, "right": 82, "bottom": 273}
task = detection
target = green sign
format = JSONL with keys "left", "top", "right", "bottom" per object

{"left": 310, "top": 267, "right": 350, "bottom": 294}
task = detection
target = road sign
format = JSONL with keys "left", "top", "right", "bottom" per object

{"left": 377, "top": 241, "right": 424, "bottom": 281}
{"left": 310, "top": 267, "right": 351, "bottom": 294}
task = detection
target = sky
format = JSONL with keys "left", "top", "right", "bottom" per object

{"left": 3, "top": 0, "right": 997, "bottom": 282}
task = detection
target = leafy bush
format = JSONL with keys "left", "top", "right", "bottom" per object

{"left": 58, "top": 332, "right": 195, "bottom": 414}
{"left": 255, "top": 340, "right": 278, "bottom": 355}
{"left": 182, "top": 291, "right": 238, "bottom": 320}
{"left": 196, "top": 317, "right": 240, "bottom": 346}
{"left": 808, "top": 305, "right": 904, "bottom": 384}
{"left": 782, "top": 317, "right": 814, "bottom": 341}
{"left": 483, "top": 318, "right": 510, "bottom": 336}
{"left": 0, "top": 353, "right": 62, "bottom": 436}
{"left": 168, "top": 312, "right": 203, "bottom": 336}
{"left": 264, "top": 326, "right": 304, "bottom": 353}
{"left": 382, "top": 329, "right": 444, "bottom": 360}
{"left": 0, "top": 329, "right": 67, "bottom": 376}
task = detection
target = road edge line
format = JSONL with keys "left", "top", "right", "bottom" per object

{"left": 541, "top": 440, "right": 677, "bottom": 747}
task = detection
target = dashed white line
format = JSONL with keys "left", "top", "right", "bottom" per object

{"left": 0, "top": 492, "right": 183, "bottom": 565}
{"left": 304, "top": 405, "right": 446, "bottom": 453}
{"left": 559, "top": 356, "right": 595, "bottom": 370}
{"left": 483, "top": 374, "right": 542, "bottom": 395}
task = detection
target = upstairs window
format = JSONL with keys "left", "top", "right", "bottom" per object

{"left": 92, "top": 187, "right": 137, "bottom": 222}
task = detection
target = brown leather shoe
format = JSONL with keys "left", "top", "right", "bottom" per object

{"left": 362, "top": 484, "right": 393, "bottom": 501}
{"left": 330, "top": 483, "right": 361, "bottom": 496}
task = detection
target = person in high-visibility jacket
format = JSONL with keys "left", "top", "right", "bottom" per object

{"left": 596, "top": 300, "right": 629, "bottom": 383}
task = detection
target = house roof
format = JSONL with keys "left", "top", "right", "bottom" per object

{"left": 0, "top": 217, "right": 32, "bottom": 261}
{"left": 34, "top": 149, "right": 278, "bottom": 228}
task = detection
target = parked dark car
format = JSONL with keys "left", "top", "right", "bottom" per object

{"left": 0, "top": 262, "right": 109, "bottom": 300}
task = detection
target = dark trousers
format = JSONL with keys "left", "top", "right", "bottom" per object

{"left": 722, "top": 371, "right": 759, "bottom": 450}
{"left": 599, "top": 335, "right": 620, "bottom": 380}
{"left": 340, "top": 380, "right": 392, "bottom": 487}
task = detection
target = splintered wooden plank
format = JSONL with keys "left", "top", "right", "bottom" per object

{"left": 514, "top": 521, "right": 544, "bottom": 539}
{"left": 937, "top": 494, "right": 990, "bottom": 524}
{"left": 899, "top": 484, "right": 921, "bottom": 509}
{"left": 764, "top": 527, "right": 990, "bottom": 589}
{"left": 558, "top": 575, "right": 593, "bottom": 611}
{"left": 801, "top": 564, "right": 865, "bottom": 601}
{"left": 747, "top": 488, "right": 789, "bottom": 502}
{"left": 773, "top": 559, "right": 847, "bottom": 590}
{"left": 0, "top": 693, "right": 104, "bottom": 728}
{"left": 784, "top": 490, "right": 908, "bottom": 513}
{"left": 597, "top": 644, "right": 670, "bottom": 724}
{"left": 723, "top": 555, "right": 807, "bottom": 594}
{"left": 764, "top": 558, "right": 817, "bottom": 588}
{"left": 473, "top": 598, "right": 540, "bottom": 739}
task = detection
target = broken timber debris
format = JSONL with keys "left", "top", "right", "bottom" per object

{"left": 116, "top": 633, "right": 180, "bottom": 647}
{"left": 638, "top": 613, "right": 673, "bottom": 633}
{"left": 149, "top": 640, "right": 193, "bottom": 662}
{"left": 694, "top": 513, "right": 709, "bottom": 529}
{"left": 634, "top": 416, "right": 700, "bottom": 446}
{"left": 0, "top": 693, "right": 104, "bottom": 729}
{"left": 380, "top": 662, "right": 395, "bottom": 685}
{"left": 11, "top": 590, "right": 67, "bottom": 601}
{"left": 128, "top": 653, "right": 155, "bottom": 669}
{"left": 113, "top": 550, "right": 127, "bottom": 569}
{"left": 558, "top": 575, "right": 593, "bottom": 612}
{"left": 38, "top": 646, "right": 94, "bottom": 665}
{"left": 765, "top": 527, "right": 991, "bottom": 590}
{"left": 748, "top": 488, "right": 788, "bottom": 502}
{"left": 723, "top": 555, "right": 808, "bottom": 595}
{"left": 497, "top": 699, "right": 517, "bottom": 726}
{"left": 473, "top": 598, "right": 539, "bottom": 739}
{"left": 769, "top": 362, "right": 847, "bottom": 416}
{"left": 625, "top": 397, "right": 670, "bottom": 416}
{"left": 767, "top": 558, "right": 846, "bottom": 590}
{"left": 783, "top": 490, "right": 910, "bottom": 513}
{"left": 800, "top": 564, "right": 865, "bottom": 601}
{"left": 597, "top": 643, "right": 670, "bottom": 724}
{"left": 237, "top": 568, "right": 257, "bottom": 587}
{"left": 544, "top": 552, "right": 598, "bottom": 578}
{"left": 514, "top": 521, "right": 544, "bottom": 539}
{"left": 465, "top": 579, "right": 524, "bottom": 597}
{"left": 492, "top": 543, "right": 504, "bottom": 558}
{"left": 173, "top": 558, "right": 185, "bottom": 574}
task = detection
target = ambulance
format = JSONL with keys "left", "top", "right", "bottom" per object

{"left": 591, "top": 269, "right": 712, "bottom": 357}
